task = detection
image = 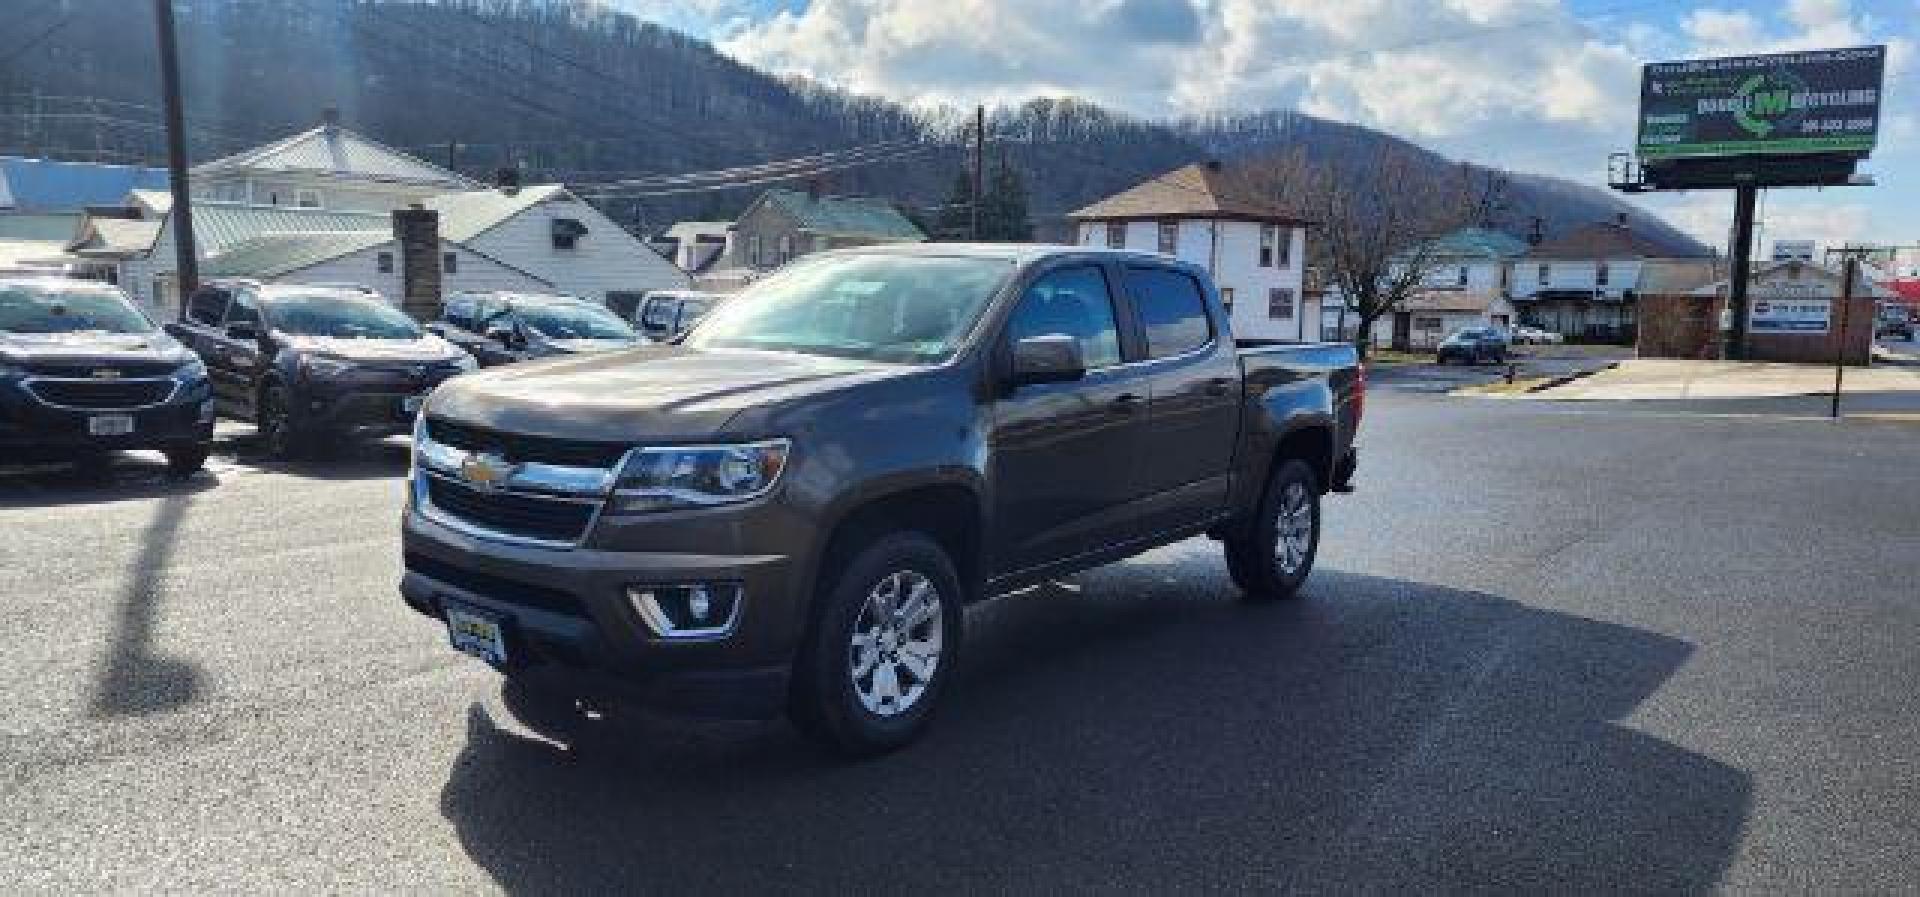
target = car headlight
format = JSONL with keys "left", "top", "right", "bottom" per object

{"left": 450, "top": 353, "right": 478, "bottom": 372}
{"left": 174, "top": 356, "right": 208, "bottom": 381}
{"left": 302, "top": 354, "right": 354, "bottom": 377}
{"left": 608, "top": 439, "right": 791, "bottom": 514}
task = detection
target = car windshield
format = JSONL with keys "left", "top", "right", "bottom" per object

{"left": 686, "top": 255, "right": 1013, "bottom": 363}
{"left": 0, "top": 283, "right": 153, "bottom": 334}
{"left": 266, "top": 294, "right": 422, "bottom": 339}
{"left": 1453, "top": 328, "right": 1492, "bottom": 340}
{"left": 512, "top": 300, "right": 636, "bottom": 340}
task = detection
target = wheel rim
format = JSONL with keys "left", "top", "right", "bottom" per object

{"left": 848, "top": 569, "right": 944, "bottom": 718}
{"left": 262, "top": 389, "right": 291, "bottom": 456}
{"left": 1273, "top": 481, "right": 1314, "bottom": 576}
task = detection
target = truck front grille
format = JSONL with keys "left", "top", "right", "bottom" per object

{"left": 425, "top": 418, "right": 629, "bottom": 468}
{"left": 424, "top": 474, "right": 599, "bottom": 544}
{"left": 26, "top": 378, "right": 174, "bottom": 409}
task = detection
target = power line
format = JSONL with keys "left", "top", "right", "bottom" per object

{"left": 573, "top": 139, "right": 932, "bottom": 190}
{"left": 576, "top": 144, "right": 943, "bottom": 198}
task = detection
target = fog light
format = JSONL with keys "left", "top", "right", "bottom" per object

{"left": 627, "top": 583, "right": 743, "bottom": 639}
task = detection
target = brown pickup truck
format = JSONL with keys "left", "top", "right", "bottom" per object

{"left": 400, "top": 244, "right": 1363, "bottom": 754}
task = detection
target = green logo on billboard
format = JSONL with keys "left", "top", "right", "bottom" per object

{"left": 1734, "top": 69, "right": 1807, "bottom": 138}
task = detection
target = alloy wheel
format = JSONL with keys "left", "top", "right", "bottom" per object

{"left": 1273, "top": 480, "right": 1314, "bottom": 576}
{"left": 848, "top": 569, "right": 944, "bottom": 717}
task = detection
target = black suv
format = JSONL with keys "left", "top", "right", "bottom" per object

{"left": 633, "top": 290, "right": 721, "bottom": 342}
{"left": 167, "top": 282, "right": 475, "bottom": 458}
{"left": 0, "top": 277, "right": 213, "bottom": 475}
{"left": 431, "top": 292, "right": 641, "bottom": 367}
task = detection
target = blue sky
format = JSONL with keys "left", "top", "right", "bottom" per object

{"left": 614, "top": 0, "right": 1917, "bottom": 259}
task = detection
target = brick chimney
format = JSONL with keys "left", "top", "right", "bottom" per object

{"left": 392, "top": 203, "right": 441, "bottom": 322}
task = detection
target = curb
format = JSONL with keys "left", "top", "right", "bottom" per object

{"left": 1525, "top": 361, "right": 1623, "bottom": 394}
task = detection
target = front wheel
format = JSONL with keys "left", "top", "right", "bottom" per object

{"left": 789, "top": 532, "right": 963, "bottom": 756}
{"left": 1224, "top": 459, "right": 1322, "bottom": 601}
{"left": 164, "top": 444, "right": 211, "bottom": 478}
{"left": 257, "top": 383, "right": 303, "bottom": 460}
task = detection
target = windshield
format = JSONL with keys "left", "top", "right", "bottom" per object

{"left": 266, "top": 294, "right": 422, "bottom": 339}
{"left": 686, "top": 255, "right": 1012, "bottom": 363}
{"left": 0, "top": 283, "right": 153, "bottom": 335}
{"left": 513, "top": 300, "right": 636, "bottom": 340}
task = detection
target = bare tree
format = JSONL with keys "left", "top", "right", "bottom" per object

{"left": 1233, "top": 145, "right": 1474, "bottom": 356}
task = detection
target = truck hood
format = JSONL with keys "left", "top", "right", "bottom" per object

{"left": 0, "top": 330, "right": 196, "bottom": 368}
{"left": 428, "top": 345, "right": 903, "bottom": 440}
{"left": 281, "top": 332, "right": 467, "bottom": 364}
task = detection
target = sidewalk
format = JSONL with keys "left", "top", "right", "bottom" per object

{"left": 1530, "top": 357, "right": 1920, "bottom": 401}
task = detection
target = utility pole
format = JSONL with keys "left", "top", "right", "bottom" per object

{"left": 154, "top": 0, "right": 199, "bottom": 313}
{"left": 1723, "top": 183, "right": 1758, "bottom": 360}
{"left": 970, "top": 104, "right": 984, "bottom": 242}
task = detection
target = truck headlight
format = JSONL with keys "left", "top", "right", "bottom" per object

{"left": 608, "top": 439, "right": 790, "bottom": 513}
{"left": 451, "top": 353, "right": 478, "bottom": 372}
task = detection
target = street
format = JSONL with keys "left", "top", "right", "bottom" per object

{"left": 7, "top": 391, "right": 1920, "bottom": 892}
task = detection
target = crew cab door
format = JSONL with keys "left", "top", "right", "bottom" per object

{"left": 1120, "top": 264, "right": 1240, "bottom": 532}
{"left": 987, "top": 262, "right": 1151, "bottom": 575}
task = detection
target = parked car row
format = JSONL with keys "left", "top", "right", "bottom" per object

{"left": 0, "top": 277, "right": 730, "bottom": 469}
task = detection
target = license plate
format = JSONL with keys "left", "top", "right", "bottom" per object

{"left": 403, "top": 394, "right": 427, "bottom": 416}
{"left": 88, "top": 414, "right": 135, "bottom": 436}
{"left": 445, "top": 603, "right": 509, "bottom": 667}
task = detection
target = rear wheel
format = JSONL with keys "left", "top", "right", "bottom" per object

{"left": 1224, "top": 459, "right": 1321, "bottom": 601}
{"left": 790, "top": 532, "right": 963, "bottom": 756}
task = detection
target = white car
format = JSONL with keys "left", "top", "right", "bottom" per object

{"left": 1514, "top": 326, "right": 1564, "bottom": 345}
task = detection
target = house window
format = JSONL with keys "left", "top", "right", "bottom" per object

{"left": 1106, "top": 221, "right": 1125, "bottom": 249}
{"left": 551, "top": 218, "right": 588, "bottom": 250}
{"left": 1276, "top": 227, "right": 1292, "bottom": 267}
{"left": 294, "top": 189, "right": 322, "bottom": 209}
{"left": 1537, "top": 263, "right": 1550, "bottom": 286}
{"left": 1157, "top": 221, "right": 1178, "bottom": 255}
{"left": 268, "top": 192, "right": 280, "bottom": 206}
{"left": 1220, "top": 287, "right": 1234, "bottom": 312}
{"left": 746, "top": 235, "right": 763, "bottom": 267}
{"left": 376, "top": 252, "right": 394, "bottom": 274}
{"left": 1499, "top": 263, "right": 1511, "bottom": 291}
{"left": 1457, "top": 266, "right": 1470, "bottom": 287}
{"left": 1414, "top": 316, "right": 1444, "bottom": 330}
{"left": 1268, "top": 288, "right": 1295, "bottom": 320}
{"left": 1596, "top": 261, "right": 1610, "bottom": 287}
{"left": 1259, "top": 225, "right": 1277, "bottom": 267}
{"left": 442, "top": 252, "right": 458, "bottom": 274}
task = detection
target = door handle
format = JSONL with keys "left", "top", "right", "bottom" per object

{"left": 1204, "top": 377, "right": 1233, "bottom": 396}
{"left": 1109, "top": 393, "right": 1144, "bottom": 415}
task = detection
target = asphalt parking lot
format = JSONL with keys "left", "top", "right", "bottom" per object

{"left": 6, "top": 390, "right": 1920, "bottom": 891}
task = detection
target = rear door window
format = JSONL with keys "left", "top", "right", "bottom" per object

{"left": 186, "top": 289, "right": 229, "bottom": 327}
{"left": 1124, "top": 266, "right": 1212, "bottom": 359}
{"left": 223, "top": 292, "right": 261, "bottom": 327}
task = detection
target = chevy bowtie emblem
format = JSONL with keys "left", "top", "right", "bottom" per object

{"left": 459, "top": 452, "right": 517, "bottom": 491}
{"left": 91, "top": 369, "right": 122, "bottom": 379}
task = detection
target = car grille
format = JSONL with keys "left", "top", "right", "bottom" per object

{"left": 424, "top": 474, "right": 599, "bottom": 543}
{"left": 26, "top": 378, "right": 174, "bottom": 409}
{"left": 24, "top": 360, "right": 178, "bottom": 378}
{"left": 404, "top": 551, "right": 586, "bottom": 618}
{"left": 425, "top": 418, "right": 630, "bottom": 468}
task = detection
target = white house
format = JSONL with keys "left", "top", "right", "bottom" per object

{"left": 1510, "top": 214, "right": 1710, "bottom": 343}
{"left": 1068, "top": 163, "right": 1312, "bottom": 341}
{"left": 1325, "top": 226, "right": 1530, "bottom": 345}
{"left": 122, "top": 116, "right": 688, "bottom": 317}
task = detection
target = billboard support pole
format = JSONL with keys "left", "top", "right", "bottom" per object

{"left": 1831, "top": 254, "right": 1860, "bottom": 419}
{"left": 1724, "top": 182, "right": 1758, "bottom": 360}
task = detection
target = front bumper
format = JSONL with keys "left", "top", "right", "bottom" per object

{"left": 0, "top": 376, "right": 213, "bottom": 455}
{"left": 294, "top": 369, "right": 462, "bottom": 436}
{"left": 400, "top": 502, "right": 806, "bottom": 719}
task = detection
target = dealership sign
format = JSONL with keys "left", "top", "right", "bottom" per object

{"left": 1750, "top": 298, "right": 1830, "bottom": 334}
{"left": 1638, "top": 46, "right": 1884, "bottom": 159}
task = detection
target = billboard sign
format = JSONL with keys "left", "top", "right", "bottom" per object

{"left": 1750, "top": 298, "right": 1830, "bottom": 334}
{"left": 1638, "top": 46, "right": 1884, "bottom": 159}
{"left": 1771, "top": 240, "right": 1816, "bottom": 263}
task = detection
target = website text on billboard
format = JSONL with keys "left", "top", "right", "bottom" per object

{"left": 1637, "top": 46, "right": 1885, "bottom": 160}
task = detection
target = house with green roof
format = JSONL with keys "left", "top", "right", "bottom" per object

{"left": 727, "top": 187, "right": 925, "bottom": 272}
{"left": 121, "top": 115, "right": 688, "bottom": 317}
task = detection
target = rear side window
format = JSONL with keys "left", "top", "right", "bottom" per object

{"left": 187, "top": 289, "right": 229, "bottom": 326}
{"left": 224, "top": 293, "right": 261, "bottom": 326}
{"left": 1006, "top": 266, "right": 1123, "bottom": 368}
{"left": 1124, "top": 266, "right": 1211, "bottom": 358}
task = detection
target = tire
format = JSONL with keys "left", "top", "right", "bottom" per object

{"left": 257, "top": 382, "right": 304, "bottom": 460}
{"left": 789, "top": 532, "right": 964, "bottom": 756}
{"left": 164, "top": 444, "right": 211, "bottom": 478}
{"left": 1224, "top": 459, "right": 1322, "bottom": 602}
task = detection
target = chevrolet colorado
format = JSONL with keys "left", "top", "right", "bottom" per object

{"left": 401, "top": 245, "right": 1363, "bottom": 754}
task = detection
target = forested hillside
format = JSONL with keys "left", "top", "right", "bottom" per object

{"left": 0, "top": 0, "right": 1701, "bottom": 251}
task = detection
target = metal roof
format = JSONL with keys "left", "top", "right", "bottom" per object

{"left": 201, "top": 231, "right": 391, "bottom": 278}
{"left": 180, "top": 203, "right": 389, "bottom": 255}
{"left": 1411, "top": 227, "right": 1531, "bottom": 259}
{"left": 0, "top": 212, "right": 82, "bottom": 242}
{"left": 422, "top": 184, "right": 567, "bottom": 242}
{"left": 68, "top": 217, "right": 162, "bottom": 258}
{"left": 194, "top": 125, "right": 477, "bottom": 189}
{"left": 0, "top": 158, "right": 168, "bottom": 212}
{"left": 755, "top": 189, "right": 925, "bottom": 241}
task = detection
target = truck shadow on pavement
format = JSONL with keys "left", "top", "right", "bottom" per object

{"left": 438, "top": 562, "right": 1751, "bottom": 893}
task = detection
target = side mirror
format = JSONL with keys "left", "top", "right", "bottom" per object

{"left": 484, "top": 321, "right": 521, "bottom": 348}
{"left": 1009, "top": 334, "right": 1087, "bottom": 387}
{"left": 225, "top": 320, "right": 259, "bottom": 341}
